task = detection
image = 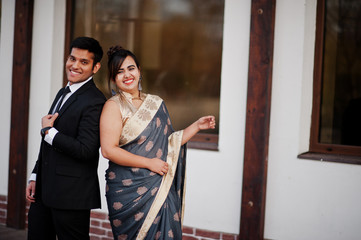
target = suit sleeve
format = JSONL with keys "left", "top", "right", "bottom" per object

{"left": 31, "top": 143, "right": 42, "bottom": 174}
{"left": 52, "top": 98, "right": 105, "bottom": 162}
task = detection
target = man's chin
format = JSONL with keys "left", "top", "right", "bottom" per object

{"left": 67, "top": 77, "right": 86, "bottom": 84}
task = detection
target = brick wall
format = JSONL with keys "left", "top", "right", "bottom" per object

{"left": 89, "top": 210, "right": 238, "bottom": 240}
{"left": 0, "top": 194, "right": 238, "bottom": 239}
{"left": 89, "top": 211, "right": 113, "bottom": 240}
{"left": 0, "top": 195, "right": 6, "bottom": 225}
{"left": 180, "top": 226, "right": 238, "bottom": 240}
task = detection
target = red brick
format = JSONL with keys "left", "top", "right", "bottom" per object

{"left": 91, "top": 211, "right": 108, "bottom": 220}
{"left": 222, "top": 233, "right": 237, "bottom": 240}
{"left": 182, "top": 236, "right": 199, "bottom": 240}
{"left": 90, "top": 227, "right": 106, "bottom": 236}
{"left": 0, "top": 195, "right": 7, "bottom": 202}
{"left": 196, "top": 229, "right": 220, "bottom": 239}
{"left": 107, "top": 230, "right": 113, "bottom": 237}
{"left": 91, "top": 220, "right": 101, "bottom": 227}
{"left": 102, "top": 221, "right": 111, "bottom": 229}
{"left": 0, "top": 210, "right": 6, "bottom": 217}
{"left": 0, "top": 203, "right": 7, "bottom": 210}
{"left": 183, "top": 226, "right": 194, "bottom": 234}
{"left": 101, "top": 237, "right": 113, "bottom": 240}
{"left": 90, "top": 235, "right": 101, "bottom": 240}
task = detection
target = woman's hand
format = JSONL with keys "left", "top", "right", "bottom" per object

{"left": 181, "top": 115, "right": 216, "bottom": 145}
{"left": 148, "top": 158, "right": 168, "bottom": 176}
{"left": 197, "top": 116, "right": 216, "bottom": 130}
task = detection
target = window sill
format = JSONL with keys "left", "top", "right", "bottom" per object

{"left": 188, "top": 133, "right": 218, "bottom": 151}
{"left": 298, "top": 152, "right": 361, "bottom": 165}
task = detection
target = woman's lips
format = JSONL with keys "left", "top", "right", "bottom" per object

{"left": 124, "top": 79, "right": 134, "bottom": 85}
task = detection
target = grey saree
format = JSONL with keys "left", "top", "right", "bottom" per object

{"left": 105, "top": 93, "right": 187, "bottom": 240}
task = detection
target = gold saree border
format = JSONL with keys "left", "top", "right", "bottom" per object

{"left": 136, "top": 130, "right": 184, "bottom": 240}
{"left": 119, "top": 94, "right": 162, "bottom": 146}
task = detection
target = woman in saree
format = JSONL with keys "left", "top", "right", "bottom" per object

{"left": 100, "top": 46, "right": 215, "bottom": 240}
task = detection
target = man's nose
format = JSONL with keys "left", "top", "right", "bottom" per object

{"left": 72, "top": 60, "right": 80, "bottom": 68}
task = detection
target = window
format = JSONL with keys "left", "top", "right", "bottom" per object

{"left": 65, "top": 0, "right": 224, "bottom": 150}
{"left": 300, "top": 0, "right": 361, "bottom": 164}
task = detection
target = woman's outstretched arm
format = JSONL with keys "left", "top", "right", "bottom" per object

{"left": 181, "top": 116, "right": 216, "bottom": 145}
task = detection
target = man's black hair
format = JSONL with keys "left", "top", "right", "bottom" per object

{"left": 70, "top": 37, "right": 103, "bottom": 64}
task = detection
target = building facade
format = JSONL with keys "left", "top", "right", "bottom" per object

{"left": 1, "top": 0, "right": 361, "bottom": 239}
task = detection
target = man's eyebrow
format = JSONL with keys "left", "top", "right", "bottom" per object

{"left": 68, "top": 55, "right": 90, "bottom": 62}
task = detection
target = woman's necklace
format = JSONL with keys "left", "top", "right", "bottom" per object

{"left": 131, "top": 91, "right": 143, "bottom": 101}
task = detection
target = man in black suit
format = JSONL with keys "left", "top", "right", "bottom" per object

{"left": 26, "top": 37, "right": 106, "bottom": 240}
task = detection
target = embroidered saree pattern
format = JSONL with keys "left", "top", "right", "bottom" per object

{"left": 106, "top": 94, "right": 186, "bottom": 240}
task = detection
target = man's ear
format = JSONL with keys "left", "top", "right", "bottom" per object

{"left": 92, "top": 62, "right": 101, "bottom": 74}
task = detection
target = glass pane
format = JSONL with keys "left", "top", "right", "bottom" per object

{"left": 319, "top": 0, "right": 361, "bottom": 146}
{"left": 71, "top": 0, "right": 224, "bottom": 134}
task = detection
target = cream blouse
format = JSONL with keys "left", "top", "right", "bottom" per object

{"left": 108, "top": 91, "right": 147, "bottom": 126}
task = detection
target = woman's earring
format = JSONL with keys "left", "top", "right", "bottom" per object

{"left": 138, "top": 76, "right": 143, "bottom": 91}
{"left": 110, "top": 80, "right": 118, "bottom": 96}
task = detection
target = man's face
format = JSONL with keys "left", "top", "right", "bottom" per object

{"left": 65, "top": 48, "right": 100, "bottom": 85}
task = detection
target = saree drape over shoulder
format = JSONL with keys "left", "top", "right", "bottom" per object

{"left": 105, "top": 93, "right": 187, "bottom": 240}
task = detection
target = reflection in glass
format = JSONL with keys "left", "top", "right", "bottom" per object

{"left": 320, "top": 0, "right": 361, "bottom": 146}
{"left": 71, "top": 0, "right": 224, "bottom": 134}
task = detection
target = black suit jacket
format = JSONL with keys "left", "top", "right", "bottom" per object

{"left": 32, "top": 79, "right": 106, "bottom": 210}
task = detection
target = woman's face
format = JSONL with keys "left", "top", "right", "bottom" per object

{"left": 114, "top": 56, "right": 140, "bottom": 96}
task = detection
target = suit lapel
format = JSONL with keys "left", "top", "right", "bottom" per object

{"left": 56, "top": 79, "right": 95, "bottom": 116}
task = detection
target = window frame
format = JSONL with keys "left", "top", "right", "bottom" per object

{"left": 298, "top": 0, "right": 361, "bottom": 164}
{"left": 64, "top": 0, "right": 219, "bottom": 151}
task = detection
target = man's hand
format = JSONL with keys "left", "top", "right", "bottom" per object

{"left": 41, "top": 112, "right": 59, "bottom": 128}
{"left": 26, "top": 181, "right": 36, "bottom": 203}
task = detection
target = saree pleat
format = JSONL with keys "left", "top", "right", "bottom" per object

{"left": 105, "top": 94, "right": 186, "bottom": 240}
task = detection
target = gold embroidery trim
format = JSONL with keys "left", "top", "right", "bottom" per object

{"left": 136, "top": 130, "right": 184, "bottom": 240}
{"left": 120, "top": 94, "right": 162, "bottom": 146}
